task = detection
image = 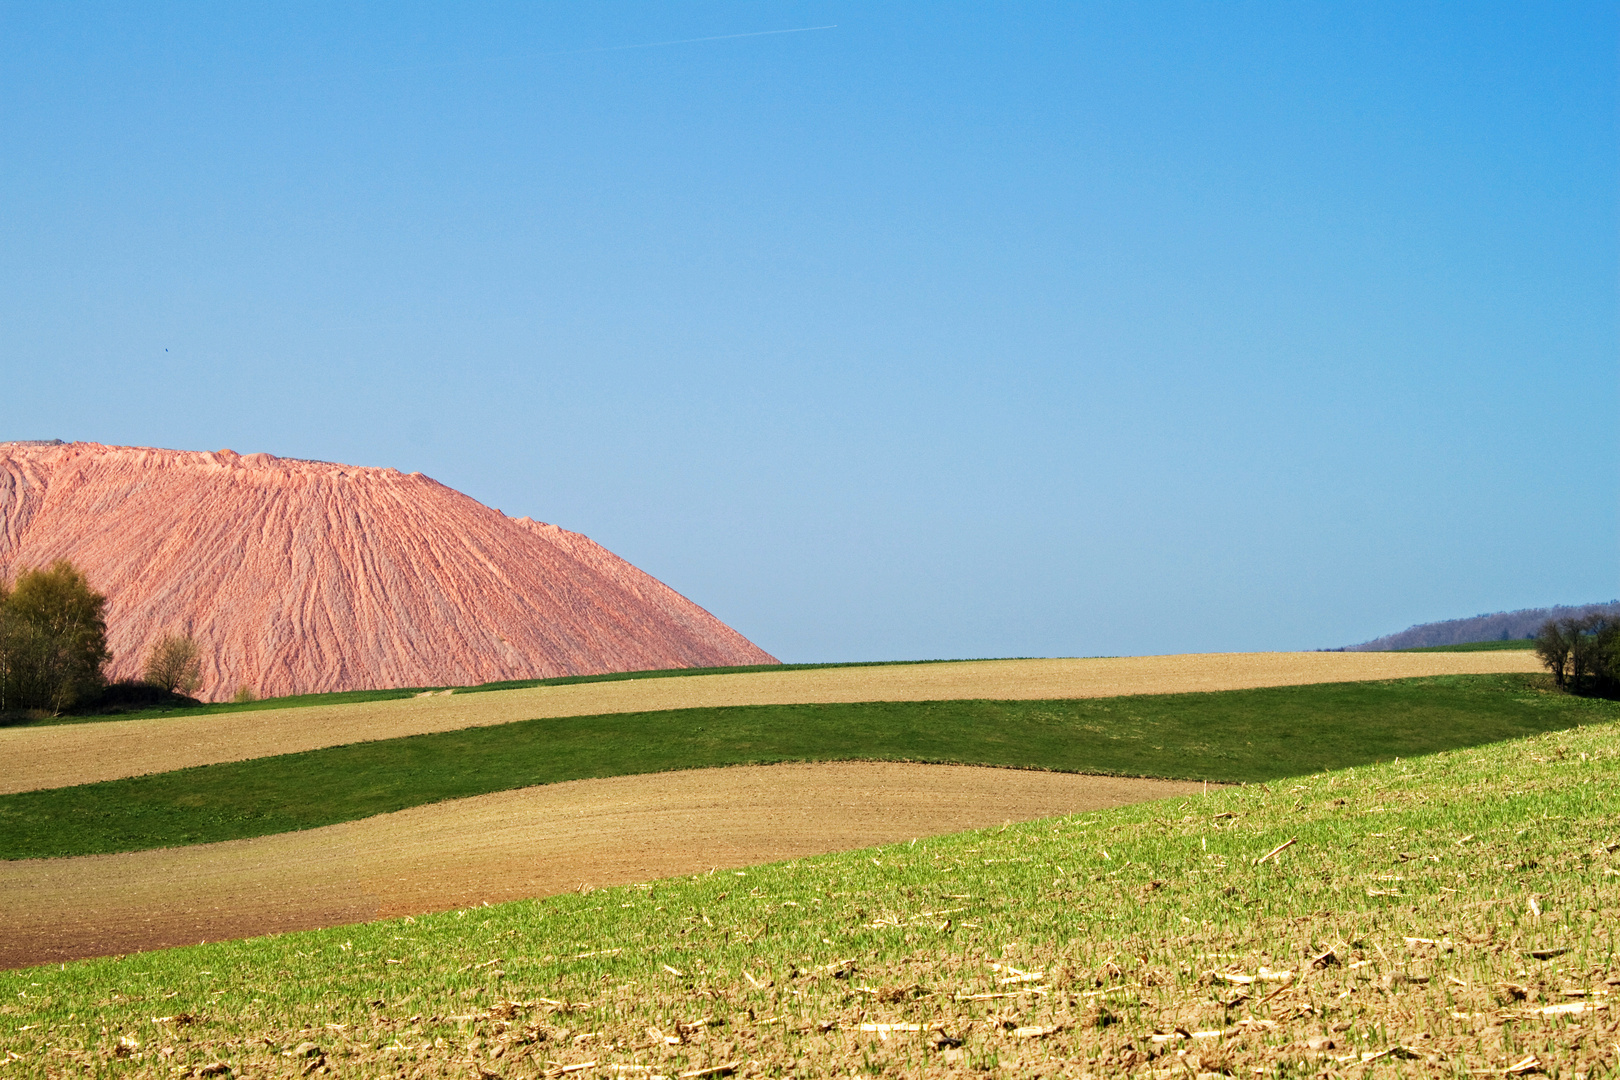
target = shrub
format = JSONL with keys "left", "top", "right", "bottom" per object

{"left": 1535, "top": 615, "right": 1620, "bottom": 694}
{"left": 89, "top": 680, "right": 203, "bottom": 714}
{"left": 144, "top": 633, "right": 203, "bottom": 696}
{"left": 232, "top": 684, "right": 258, "bottom": 704}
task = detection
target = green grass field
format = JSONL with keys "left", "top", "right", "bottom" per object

{"left": 2, "top": 706, "right": 1615, "bottom": 1076}
{"left": 1394, "top": 639, "right": 1537, "bottom": 653}
{"left": 3, "top": 674, "right": 1616, "bottom": 861}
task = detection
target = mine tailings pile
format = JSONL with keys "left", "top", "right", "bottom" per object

{"left": 0, "top": 441, "right": 775, "bottom": 700}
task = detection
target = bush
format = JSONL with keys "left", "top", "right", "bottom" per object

{"left": 0, "top": 561, "right": 111, "bottom": 713}
{"left": 86, "top": 680, "right": 203, "bottom": 714}
{"left": 143, "top": 633, "right": 203, "bottom": 695}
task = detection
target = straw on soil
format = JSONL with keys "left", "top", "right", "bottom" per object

{"left": 0, "top": 762, "right": 1204, "bottom": 969}
{"left": 0, "top": 651, "right": 1541, "bottom": 794}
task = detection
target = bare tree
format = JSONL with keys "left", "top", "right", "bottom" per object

{"left": 1534, "top": 620, "right": 1574, "bottom": 688}
{"left": 144, "top": 633, "right": 203, "bottom": 696}
{"left": 1535, "top": 616, "right": 1619, "bottom": 693}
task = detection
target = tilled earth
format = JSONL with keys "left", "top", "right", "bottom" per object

{"left": 0, "top": 763, "right": 1204, "bottom": 969}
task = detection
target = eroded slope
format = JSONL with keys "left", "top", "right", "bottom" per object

{"left": 0, "top": 442, "right": 774, "bottom": 699}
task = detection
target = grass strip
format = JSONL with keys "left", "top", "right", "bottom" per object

{"left": 1392, "top": 639, "right": 1537, "bottom": 653}
{"left": 2, "top": 711, "right": 1616, "bottom": 1075}
{"left": 2, "top": 674, "right": 1615, "bottom": 860}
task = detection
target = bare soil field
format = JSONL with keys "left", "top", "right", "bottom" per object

{"left": 0, "top": 652, "right": 1541, "bottom": 794}
{"left": 0, "top": 762, "right": 1204, "bottom": 969}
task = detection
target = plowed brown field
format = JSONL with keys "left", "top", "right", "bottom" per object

{"left": 0, "top": 762, "right": 1206, "bottom": 969}
{"left": 1, "top": 652, "right": 1540, "bottom": 793}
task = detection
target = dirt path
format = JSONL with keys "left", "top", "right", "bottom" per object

{"left": 0, "top": 652, "right": 1540, "bottom": 794}
{"left": 0, "top": 762, "right": 1206, "bottom": 969}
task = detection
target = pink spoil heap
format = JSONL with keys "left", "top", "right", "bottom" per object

{"left": 0, "top": 442, "right": 776, "bottom": 700}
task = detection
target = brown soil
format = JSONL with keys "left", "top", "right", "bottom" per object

{"left": 0, "top": 651, "right": 1541, "bottom": 794}
{"left": 0, "top": 762, "right": 1205, "bottom": 969}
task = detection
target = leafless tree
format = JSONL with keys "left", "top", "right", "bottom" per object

{"left": 144, "top": 633, "right": 203, "bottom": 696}
{"left": 1535, "top": 616, "right": 1619, "bottom": 693}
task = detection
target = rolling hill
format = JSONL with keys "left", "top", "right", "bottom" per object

{"left": 1347, "top": 600, "right": 1620, "bottom": 650}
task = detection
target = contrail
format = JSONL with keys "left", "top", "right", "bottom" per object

{"left": 571, "top": 25, "right": 838, "bottom": 55}
{"left": 336, "top": 24, "right": 839, "bottom": 81}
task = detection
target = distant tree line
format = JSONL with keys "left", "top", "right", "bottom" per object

{"left": 1535, "top": 614, "right": 1620, "bottom": 695}
{"left": 1353, "top": 601, "right": 1620, "bottom": 651}
{"left": 1, "top": 559, "right": 208, "bottom": 716}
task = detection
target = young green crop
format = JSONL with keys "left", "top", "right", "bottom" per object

{"left": 2, "top": 713, "right": 1616, "bottom": 1076}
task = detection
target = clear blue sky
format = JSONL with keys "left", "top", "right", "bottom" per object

{"left": 2, "top": 2, "right": 1615, "bottom": 661}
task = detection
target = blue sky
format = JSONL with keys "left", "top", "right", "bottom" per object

{"left": 2, "top": 2, "right": 1615, "bottom": 661}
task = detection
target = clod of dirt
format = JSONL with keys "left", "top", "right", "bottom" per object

{"left": 284, "top": 1042, "right": 322, "bottom": 1058}
{"left": 1086, "top": 1006, "right": 1119, "bottom": 1029}
{"left": 161, "top": 1012, "right": 202, "bottom": 1026}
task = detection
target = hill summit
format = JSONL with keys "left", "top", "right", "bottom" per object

{"left": 0, "top": 442, "right": 776, "bottom": 700}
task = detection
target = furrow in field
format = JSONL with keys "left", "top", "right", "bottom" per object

{"left": 0, "top": 651, "right": 1540, "bottom": 794}
{"left": 0, "top": 761, "right": 1205, "bottom": 969}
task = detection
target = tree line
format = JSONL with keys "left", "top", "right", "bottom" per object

{"left": 1, "top": 560, "right": 203, "bottom": 715}
{"left": 1534, "top": 613, "right": 1619, "bottom": 695}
